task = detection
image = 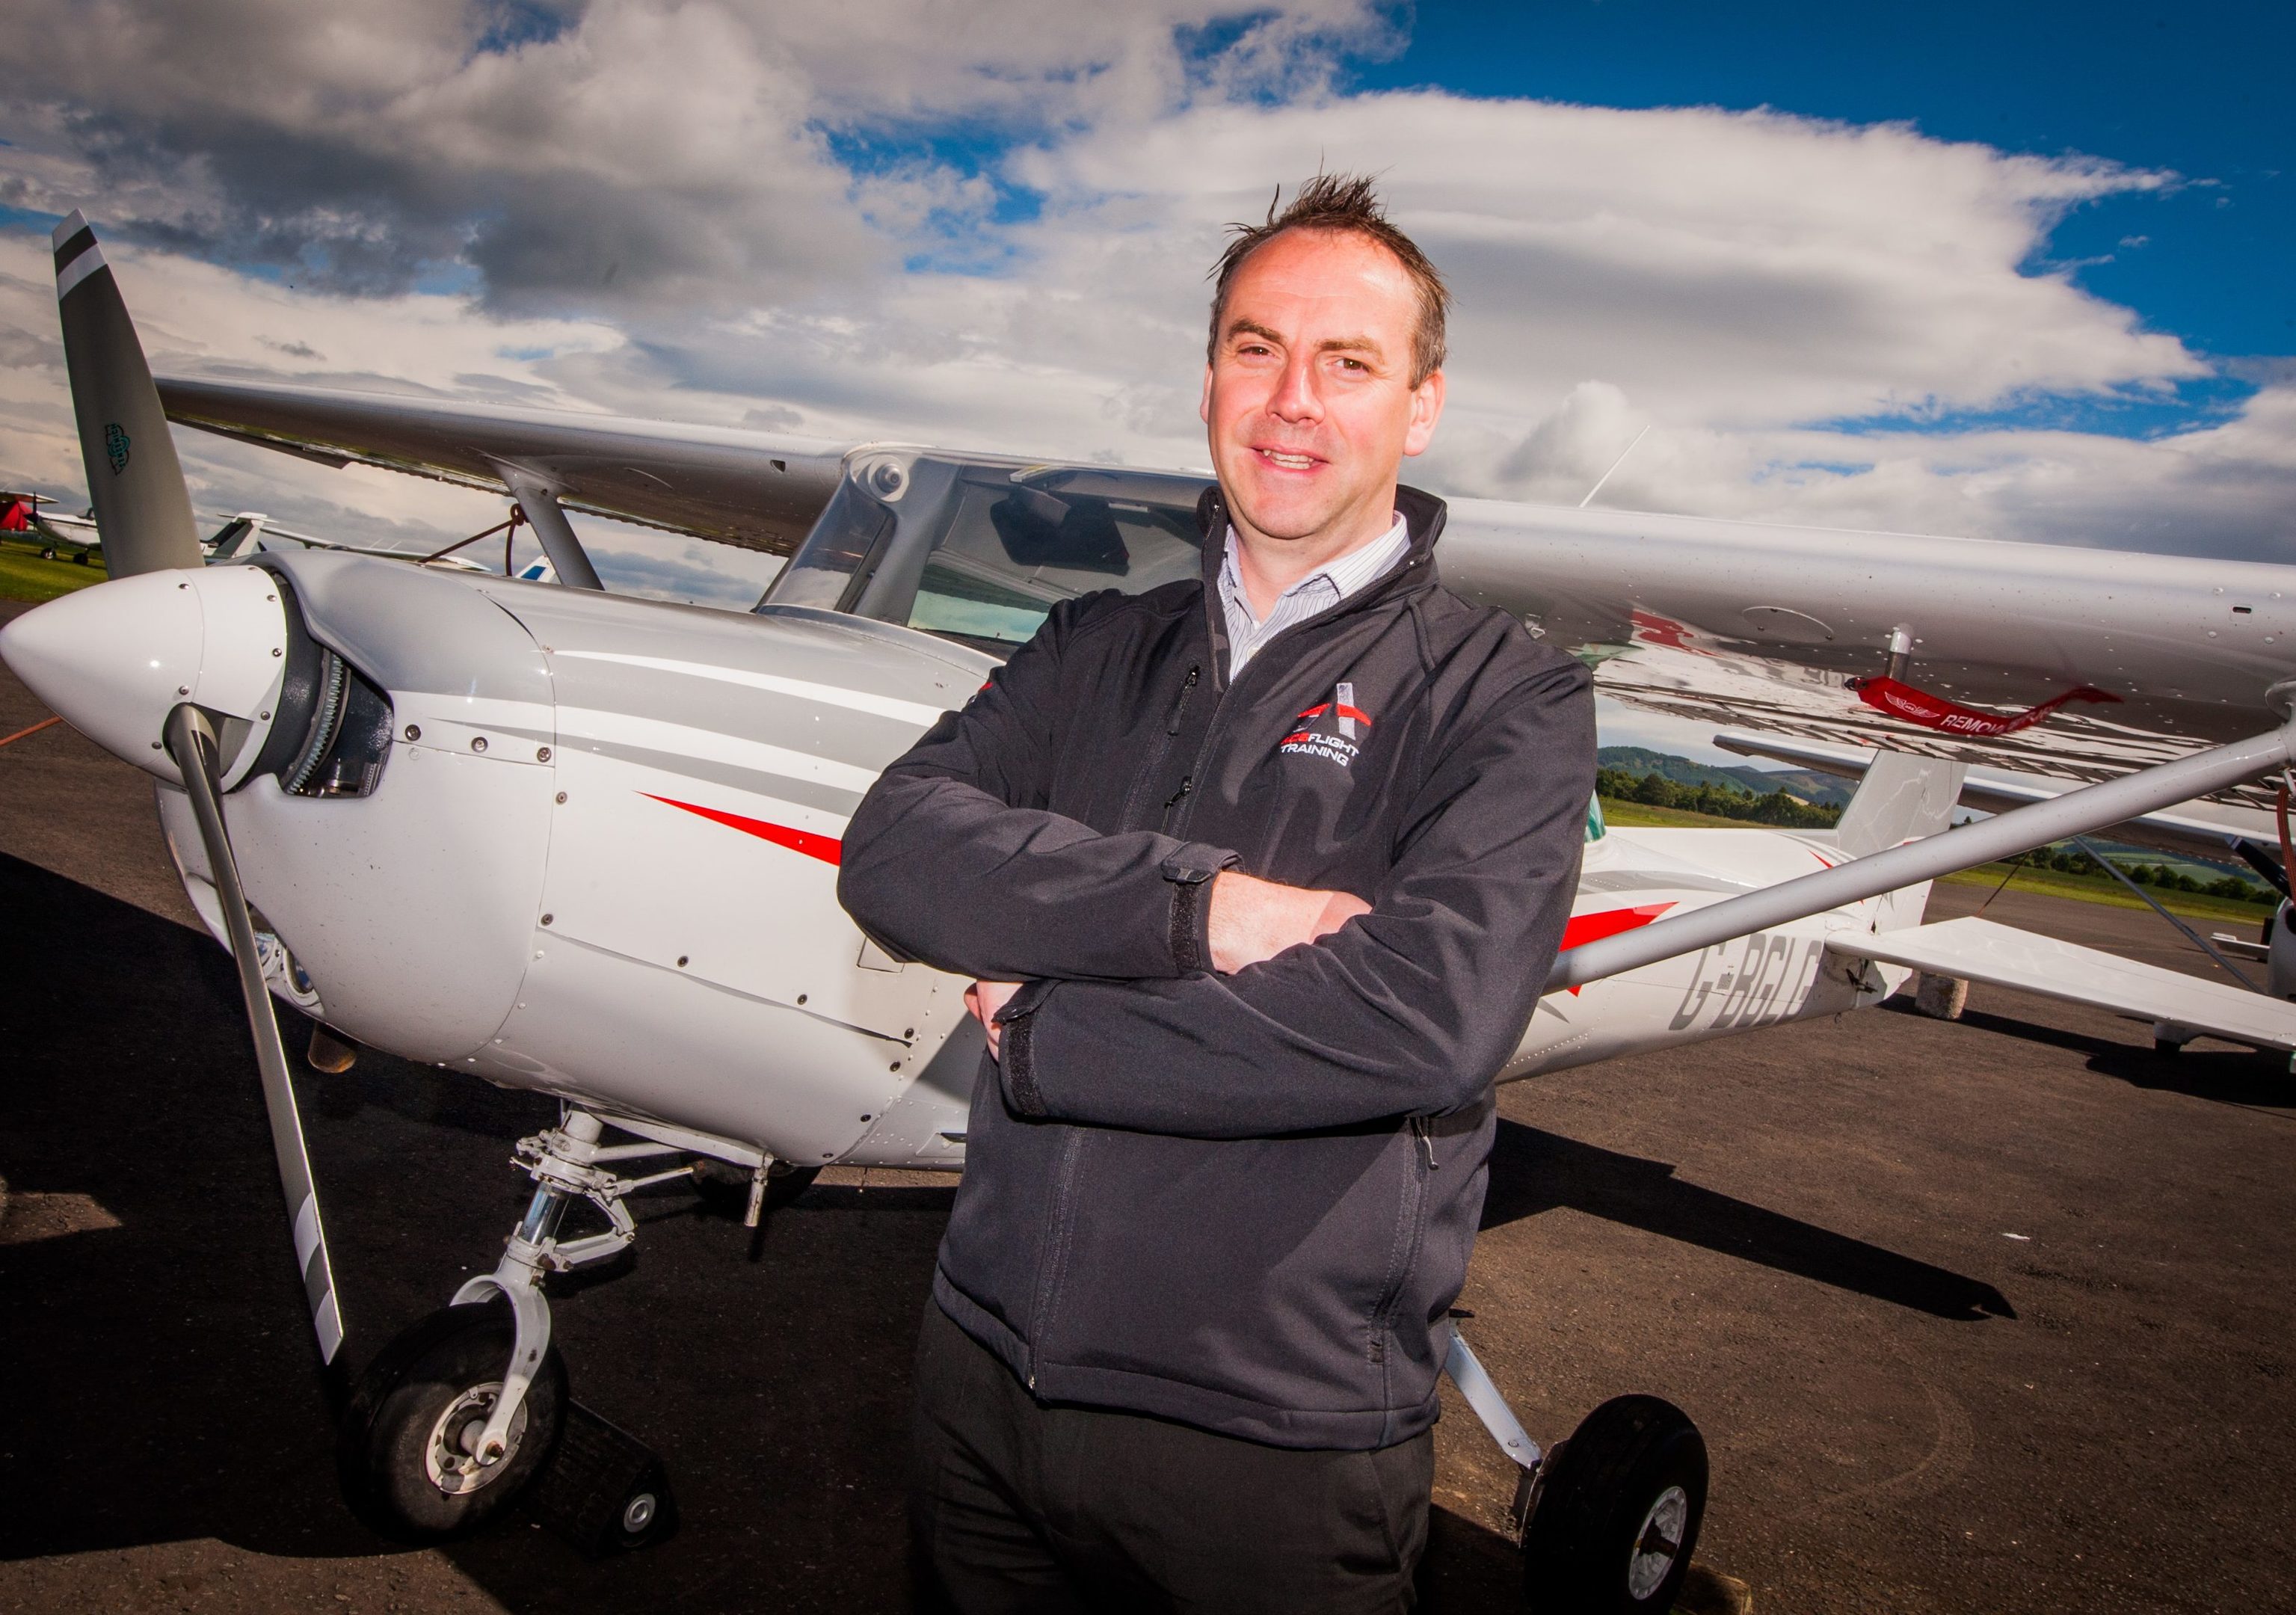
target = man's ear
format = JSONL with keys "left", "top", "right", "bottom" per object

{"left": 1198, "top": 363, "right": 1214, "bottom": 426}
{"left": 1403, "top": 369, "right": 1446, "bottom": 458}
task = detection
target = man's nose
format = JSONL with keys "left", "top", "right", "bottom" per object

{"left": 1267, "top": 351, "right": 1322, "bottom": 423}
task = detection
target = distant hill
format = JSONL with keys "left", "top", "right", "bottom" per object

{"left": 1597, "top": 746, "right": 1858, "bottom": 808}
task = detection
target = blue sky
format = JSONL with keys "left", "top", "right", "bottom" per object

{"left": 1358, "top": 1, "right": 2292, "bottom": 366}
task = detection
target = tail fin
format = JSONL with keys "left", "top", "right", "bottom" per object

{"left": 204, "top": 513, "right": 269, "bottom": 560}
{"left": 1835, "top": 750, "right": 1966, "bottom": 858}
{"left": 52, "top": 211, "right": 202, "bottom": 577}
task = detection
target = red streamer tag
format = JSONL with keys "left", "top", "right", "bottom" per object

{"left": 1851, "top": 676, "right": 2119, "bottom": 738}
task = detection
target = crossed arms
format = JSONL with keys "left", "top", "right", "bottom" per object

{"left": 836, "top": 607, "right": 1595, "bottom": 1139}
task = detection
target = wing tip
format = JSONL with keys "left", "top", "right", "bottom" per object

{"left": 51, "top": 209, "right": 89, "bottom": 251}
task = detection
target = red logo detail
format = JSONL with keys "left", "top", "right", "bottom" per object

{"left": 1294, "top": 701, "right": 1373, "bottom": 730}
{"left": 1556, "top": 901, "right": 1675, "bottom": 994}
{"left": 643, "top": 794, "right": 842, "bottom": 865}
{"left": 1850, "top": 676, "right": 2120, "bottom": 738}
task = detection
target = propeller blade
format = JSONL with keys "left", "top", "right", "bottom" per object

{"left": 52, "top": 211, "right": 203, "bottom": 578}
{"left": 163, "top": 703, "right": 345, "bottom": 1365}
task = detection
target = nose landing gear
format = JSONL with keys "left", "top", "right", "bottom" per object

{"left": 337, "top": 1108, "right": 692, "bottom": 1542}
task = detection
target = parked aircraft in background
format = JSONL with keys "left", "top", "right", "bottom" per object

{"left": 10, "top": 209, "right": 2296, "bottom": 1610}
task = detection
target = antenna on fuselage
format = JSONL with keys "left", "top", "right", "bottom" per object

{"left": 1578, "top": 425, "right": 1650, "bottom": 510}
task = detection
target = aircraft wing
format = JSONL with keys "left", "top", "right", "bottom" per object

{"left": 1439, "top": 499, "right": 2296, "bottom": 805}
{"left": 1826, "top": 915, "right": 2296, "bottom": 1053}
{"left": 156, "top": 375, "right": 852, "bottom": 553}
{"left": 150, "top": 375, "right": 2296, "bottom": 804}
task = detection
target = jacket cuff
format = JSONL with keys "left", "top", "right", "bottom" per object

{"left": 991, "top": 979, "right": 1056, "bottom": 1116}
{"left": 1160, "top": 844, "right": 1238, "bottom": 975}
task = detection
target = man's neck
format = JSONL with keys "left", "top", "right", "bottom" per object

{"left": 1227, "top": 492, "right": 1400, "bottom": 620}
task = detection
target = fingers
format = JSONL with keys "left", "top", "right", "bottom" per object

{"left": 1312, "top": 890, "right": 1372, "bottom": 938}
{"left": 966, "top": 980, "right": 1018, "bottom": 1059}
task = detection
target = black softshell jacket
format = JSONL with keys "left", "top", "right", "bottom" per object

{"left": 838, "top": 485, "right": 1595, "bottom": 1451}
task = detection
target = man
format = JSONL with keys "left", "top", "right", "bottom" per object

{"left": 838, "top": 173, "right": 1595, "bottom": 1611}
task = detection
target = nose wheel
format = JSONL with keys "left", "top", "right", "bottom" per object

{"left": 336, "top": 1302, "right": 568, "bottom": 1539}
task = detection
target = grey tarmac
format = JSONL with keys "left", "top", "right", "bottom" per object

{"left": 1, "top": 600, "right": 2291, "bottom": 1614}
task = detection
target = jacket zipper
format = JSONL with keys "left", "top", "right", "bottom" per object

{"left": 1027, "top": 1127, "right": 1089, "bottom": 1390}
{"left": 1369, "top": 1118, "right": 1435, "bottom": 1366}
{"left": 1118, "top": 663, "right": 1200, "bottom": 832}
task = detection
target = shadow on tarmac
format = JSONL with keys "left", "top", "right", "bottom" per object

{"left": 1872, "top": 997, "right": 2296, "bottom": 1112}
{"left": 1479, "top": 1119, "right": 2016, "bottom": 1320}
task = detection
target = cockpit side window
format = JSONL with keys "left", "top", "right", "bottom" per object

{"left": 765, "top": 455, "right": 1207, "bottom": 653}
{"left": 760, "top": 480, "right": 894, "bottom": 612}
{"left": 905, "top": 479, "right": 1201, "bottom": 648}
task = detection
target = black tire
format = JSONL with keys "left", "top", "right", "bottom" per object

{"left": 1521, "top": 1394, "right": 1707, "bottom": 1614}
{"left": 336, "top": 1302, "right": 567, "bottom": 1541}
{"left": 689, "top": 1154, "right": 820, "bottom": 1218}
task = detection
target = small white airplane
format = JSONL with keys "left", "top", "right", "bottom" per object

{"left": 10, "top": 209, "right": 2296, "bottom": 1605}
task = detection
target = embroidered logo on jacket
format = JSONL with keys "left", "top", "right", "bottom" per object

{"left": 1278, "top": 680, "right": 1370, "bottom": 769}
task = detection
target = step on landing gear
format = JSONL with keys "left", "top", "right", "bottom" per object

{"left": 1444, "top": 1318, "right": 1708, "bottom": 1614}
{"left": 337, "top": 1109, "right": 692, "bottom": 1542}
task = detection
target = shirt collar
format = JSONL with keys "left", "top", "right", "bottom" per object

{"left": 1218, "top": 512, "right": 1410, "bottom": 629}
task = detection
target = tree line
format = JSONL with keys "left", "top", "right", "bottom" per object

{"left": 1595, "top": 765, "right": 1842, "bottom": 828}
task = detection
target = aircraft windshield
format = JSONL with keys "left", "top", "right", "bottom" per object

{"left": 762, "top": 457, "right": 1208, "bottom": 653}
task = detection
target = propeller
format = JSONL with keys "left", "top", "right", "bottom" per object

{"left": 38, "top": 210, "right": 347, "bottom": 1368}
{"left": 166, "top": 704, "right": 346, "bottom": 1362}
{"left": 51, "top": 211, "right": 203, "bottom": 577}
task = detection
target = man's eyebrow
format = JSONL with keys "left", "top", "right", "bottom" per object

{"left": 1223, "top": 319, "right": 1285, "bottom": 347}
{"left": 1222, "top": 321, "right": 1387, "bottom": 360}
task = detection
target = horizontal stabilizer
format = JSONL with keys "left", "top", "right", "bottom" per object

{"left": 1717, "top": 728, "right": 2274, "bottom": 861}
{"left": 1829, "top": 915, "right": 2296, "bottom": 1053}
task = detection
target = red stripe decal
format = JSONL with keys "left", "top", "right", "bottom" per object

{"left": 644, "top": 794, "right": 843, "bottom": 865}
{"left": 1556, "top": 902, "right": 1675, "bottom": 994}
{"left": 1294, "top": 701, "right": 1373, "bottom": 727}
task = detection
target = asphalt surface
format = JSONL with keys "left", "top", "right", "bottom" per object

{"left": 4, "top": 597, "right": 2294, "bottom": 1613}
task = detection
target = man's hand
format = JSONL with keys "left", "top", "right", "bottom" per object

{"left": 967, "top": 979, "right": 1022, "bottom": 1057}
{"left": 1206, "top": 870, "right": 1370, "bottom": 974}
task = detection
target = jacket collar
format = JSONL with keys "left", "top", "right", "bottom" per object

{"left": 1192, "top": 482, "right": 1448, "bottom": 688}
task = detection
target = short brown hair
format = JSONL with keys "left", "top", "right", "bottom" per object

{"left": 1206, "top": 173, "right": 1451, "bottom": 387}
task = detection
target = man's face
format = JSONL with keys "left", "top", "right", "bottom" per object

{"left": 1200, "top": 227, "right": 1444, "bottom": 549}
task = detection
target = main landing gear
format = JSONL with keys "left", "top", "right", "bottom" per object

{"left": 337, "top": 1109, "right": 707, "bottom": 1543}
{"left": 1444, "top": 1319, "right": 1709, "bottom": 1613}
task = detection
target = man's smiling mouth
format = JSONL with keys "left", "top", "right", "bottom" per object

{"left": 1258, "top": 449, "right": 1320, "bottom": 471}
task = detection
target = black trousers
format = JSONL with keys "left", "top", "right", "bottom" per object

{"left": 911, "top": 1301, "right": 1432, "bottom": 1614}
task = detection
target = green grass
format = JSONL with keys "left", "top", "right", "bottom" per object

{"left": 1937, "top": 862, "right": 2274, "bottom": 926}
{"left": 0, "top": 541, "right": 107, "bottom": 604}
{"left": 1598, "top": 799, "right": 1762, "bottom": 830}
{"left": 1598, "top": 795, "right": 2276, "bottom": 926}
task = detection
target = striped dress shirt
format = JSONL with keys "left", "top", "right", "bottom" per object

{"left": 1217, "top": 513, "right": 1411, "bottom": 676}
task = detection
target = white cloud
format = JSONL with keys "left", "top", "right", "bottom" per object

{"left": 1, "top": 0, "right": 2289, "bottom": 610}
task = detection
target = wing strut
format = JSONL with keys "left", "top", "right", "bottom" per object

{"left": 499, "top": 469, "right": 604, "bottom": 591}
{"left": 1555, "top": 713, "right": 2296, "bottom": 992}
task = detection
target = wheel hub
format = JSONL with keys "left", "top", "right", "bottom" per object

{"left": 1626, "top": 1484, "right": 1687, "bottom": 1600}
{"left": 424, "top": 1382, "right": 529, "bottom": 1496}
